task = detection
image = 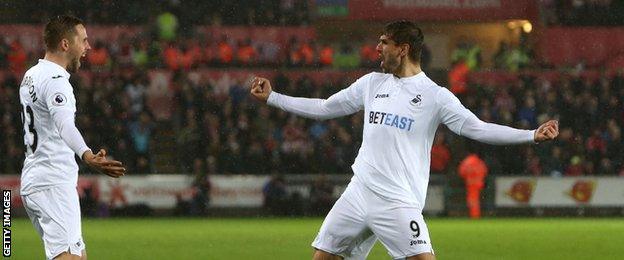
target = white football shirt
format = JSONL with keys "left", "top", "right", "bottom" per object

{"left": 268, "top": 72, "right": 534, "bottom": 209}
{"left": 19, "top": 59, "right": 90, "bottom": 195}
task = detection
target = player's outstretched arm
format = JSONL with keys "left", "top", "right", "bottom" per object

{"left": 458, "top": 116, "right": 560, "bottom": 145}
{"left": 82, "top": 149, "right": 126, "bottom": 178}
{"left": 249, "top": 76, "right": 363, "bottom": 120}
{"left": 438, "top": 88, "right": 558, "bottom": 145}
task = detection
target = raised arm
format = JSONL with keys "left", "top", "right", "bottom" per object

{"left": 437, "top": 87, "right": 558, "bottom": 145}
{"left": 250, "top": 76, "right": 366, "bottom": 120}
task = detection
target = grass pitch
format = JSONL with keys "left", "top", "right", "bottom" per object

{"left": 8, "top": 218, "right": 624, "bottom": 259}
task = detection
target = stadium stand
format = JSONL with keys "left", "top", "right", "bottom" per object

{"left": 1, "top": 8, "right": 623, "bottom": 177}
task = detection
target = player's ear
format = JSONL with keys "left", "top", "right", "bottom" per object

{"left": 400, "top": 43, "right": 409, "bottom": 57}
{"left": 60, "top": 38, "right": 70, "bottom": 52}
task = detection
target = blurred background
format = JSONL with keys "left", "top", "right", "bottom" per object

{"left": 1, "top": 0, "right": 623, "bottom": 220}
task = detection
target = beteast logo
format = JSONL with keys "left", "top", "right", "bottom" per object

{"left": 375, "top": 93, "right": 389, "bottom": 98}
{"left": 410, "top": 94, "right": 422, "bottom": 105}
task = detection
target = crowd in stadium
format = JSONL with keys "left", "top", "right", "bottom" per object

{"left": 2, "top": 40, "right": 623, "bottom": 177}
{"left": 1, "top": 2, "right": 623, "bottom": 177}
{"left": 459, "top": 71, "right": 624, "bottom": 177}
{"left": 0, "top": 30, "right": 381, "bottom": 72}
{"left": 4, "top": 0, "right": 311, "bottom": 26}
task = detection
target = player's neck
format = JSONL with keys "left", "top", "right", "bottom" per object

{"left": 393, "top": 61, "right": 422, "bottom": 78}
{"left": 43, "top": 52, "right": 70, "bottom": 70}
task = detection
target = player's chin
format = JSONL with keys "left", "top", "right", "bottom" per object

{"left": 67, "top": 59, "right": 81, "bottom": 73}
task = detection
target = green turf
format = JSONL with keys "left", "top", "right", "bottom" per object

{"left": 8, "top": 218, "right": 624, "bottom": 259}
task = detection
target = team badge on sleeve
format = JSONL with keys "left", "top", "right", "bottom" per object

{"left": 52, "top": 93, "right": 67, "bottom": 106}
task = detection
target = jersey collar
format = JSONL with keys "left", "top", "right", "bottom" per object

{"left": 39, "top": 59, "right": 71, "bottom": 79}
{"left": 394, "top": 71, "right": 426, "bottom": 83}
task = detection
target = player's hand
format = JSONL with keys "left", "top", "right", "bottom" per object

{"left": 82, "top": 149, "right": 126, "bottom": 178}
{"left": 534, "top": 120, "right": 559, "bottom": 143}
{"left": 250, "top": 77, "right": 272, "bottom": 102}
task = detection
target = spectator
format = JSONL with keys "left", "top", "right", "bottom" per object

{"left": 543, "top": 146, "right": 565, "bottom": 176}
{"left": 8, "top": 40, "right": 27, "bottom": 74}
{"left": 113, "top": 33, "right": 133, "bottom": 66}
{"left": 221, "top": 131, "right": 244, "bottom": 174}
{"left": 300, "top": 40, "right": 315, "bottom": 66}
{"left": 565, "top": 156, "right": 584, "bottom": 176}
{"left": 430, "top": 131, "right": 451, "bottom": 175}
{"left": 87, "top": 40, "right": 110, "bottom": 68}
{"left": 287, "top": 38, "right": 303, "bottom": 66}
{"left": 190, "top": 158, "right": 211, "bottom": 216}
{"left": 131, "top": 39, "right": 149, "bottom": 68}
{"left": 256, "top": 40, "right": 280, "bottom": 66}
{"left": 263, "top": 174, "right": 288, "bottom": 215}
{"left": 517, "top": 97, "right": 538, "bottom": 128}
{"left": 217, "top": 36, "right": 233, "bottom": 65}
{"left": 333, "top": 44, "right": 360, "bottom": 69}
{"left": 236, "top": 38, "right": 257, "bottom": 65}
{"left": 451, "top": 37, "right": 481, "bottom": 70}
{"left": 179, "top": 40, "right": 201, "bottom": 70}
{"left": 319, "top": 43, "right": 334, "bottom": 67}
{"left": 360, "top": 41, "right": 378, "bottom": 68}
{"left": 309, "top": 174, "right": 334, "bottom": 215}
{"left": 523, "top": 147, "right": 542, "bottom": 176}
{"left": 493, "top": 41, "right": 509, "bottom": 69}
{"left": 125, "top": 75, "right": 148, "bottom": 117}
{"left": 129, "top": 111, "right": 155, "bottom": 173}
{"left": 448, "top": 60, "right": 470, "bottom": 95}
{"left": 504, "top": 43, "right": 531, "bottom": 72}
{"left": 156, "top": 10, "right": 179, "bottom": 41}
{"left": 177, "top": 110, "right": 202, "bottom": 173}
{"left": 163, "top": 41, "right": 181, "bottom": 70}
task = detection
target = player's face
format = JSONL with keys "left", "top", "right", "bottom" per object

{"left": 67, "top": 24, "right": 91, "bottom": 73}
{"left": 376, "top": 35, "right": 401, "bottom": 74}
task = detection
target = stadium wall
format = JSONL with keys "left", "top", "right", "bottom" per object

{"left": 347, "top": 0, "right": 538, "bottom": 22}
{"left": 0, "top": 174, "right": 445, "bottom": 217}
{"left": 535, "top": 27, "right": 624, "bottom": 68}
{"left": 4, "top": 174, "right": 624, "bottom": 217}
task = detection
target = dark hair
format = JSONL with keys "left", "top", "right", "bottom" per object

{"left": 44, "top": 15, "right": 83, "bottom": 51}
{"left": 383, "top": 20, "right": 424, "bottom": 63}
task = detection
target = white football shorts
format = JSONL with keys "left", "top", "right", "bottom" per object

{"left": 22, "top": 184, "right": 85, "bottom": 260}
{"left": 312, "top": 179, "right": 434, "bottom": 260}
